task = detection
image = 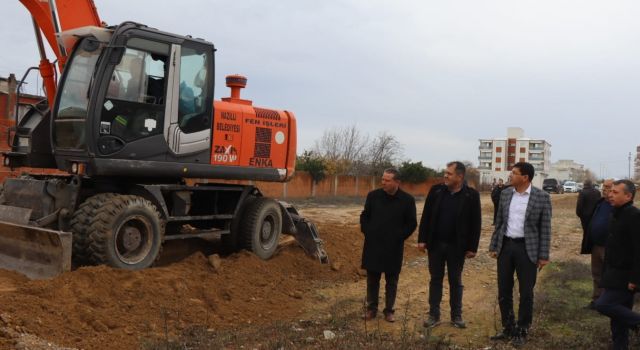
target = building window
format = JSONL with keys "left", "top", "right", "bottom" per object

{"left": 496, "top": 157, "right": 502, "bottom": 162}
{"left": 520, "top": 157, "right": 525, "bottom": 162}
{"left": 520, "top": 147, "right": 526, "bottom": 153}
{"left": 495, "top": 168, "right": 501, "bottom": 171}
{"left": 496, "top": 147, "right": 502, "bottom": 152}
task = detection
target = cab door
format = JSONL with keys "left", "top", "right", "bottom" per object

{"left": 165, "top": 41, "right": 214, "bottom": 156}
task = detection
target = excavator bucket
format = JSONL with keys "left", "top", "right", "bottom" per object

{"left": 279, "top": 202, "right": 329, "bottom": 264}
{"left": 0, "top": 219, "right": 72, "bottom": 279}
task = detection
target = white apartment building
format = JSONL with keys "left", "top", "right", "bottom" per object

{"left": 547, "top": 160, "right": 585, "bottom": 182}
{"left": 634, "top": 145, "right": 640, "bottom": 181}
{"left": 478, "top": 127, "right": 551, "bottom": 188}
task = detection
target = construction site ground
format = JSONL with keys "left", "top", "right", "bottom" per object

{"left": 0, "top": 194, "right": 599, "bottom": 349}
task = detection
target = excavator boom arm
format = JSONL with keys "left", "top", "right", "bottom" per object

{"left": 19, "top": 0, "right": 102, "bottom": 104}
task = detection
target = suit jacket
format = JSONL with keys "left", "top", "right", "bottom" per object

{"left": 580, "top": 197, "right": 608, "bottom": 254}
{"left": 418, "top": 183, "right": 482, "bottom": 253}
{"left": 489, "top": 185, "right": 552, "bottom": 264}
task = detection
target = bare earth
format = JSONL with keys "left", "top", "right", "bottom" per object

{"left": 0, "top": 193, "right": 587, "bottom": 349}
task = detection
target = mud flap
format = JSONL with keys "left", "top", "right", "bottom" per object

{"left": 279, "top": 201, "right": 329, "bottom": 264}
{"left": 0, "top": 220, "right": 72, "bottom": 279}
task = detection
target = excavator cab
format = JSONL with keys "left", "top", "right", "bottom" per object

{"left": 6, "top": 22, "right": 216, "bottom": 175}
{"left": 49, "top": 23, "right": 215, "bottom": 176}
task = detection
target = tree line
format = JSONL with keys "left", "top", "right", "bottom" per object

{"left": 295, "top": 125, "right": 444, "bottom": 184}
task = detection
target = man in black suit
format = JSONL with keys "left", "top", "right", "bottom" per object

{"left": 360, "top": 168, "right": 417, "bottom": 323}
{"left": 595, "top": 179, "right": 640, "bottom": 350}
{"left": 418, "top": 161, "right": 481, "bottom": 329}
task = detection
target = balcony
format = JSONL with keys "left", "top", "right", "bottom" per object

{"left": 478, "top": 165, "right": 491, "bottom": 170}
{"left": 478, "top": 154, "right": 492, "bottom": 160}
{"left": 529, "top": 144, "right": 545, "bottom": 151}
{"left": 479, "top": 145, "right": 492, "bottom": 150}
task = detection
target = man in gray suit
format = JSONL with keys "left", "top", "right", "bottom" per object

{"left": 489, "top": 162, "right": 552, "bottom": 347}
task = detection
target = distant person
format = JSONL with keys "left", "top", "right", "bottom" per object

{"left": 360, "top": 168, "right": 417, "bottom": 323}
{"left": 491, "top": 178, "right": 508, "bottom": 225}
{"left": 576, "top": 179, "right": 601, "bottom": 238}
{"left": 489, "top": 162, "right": 552, "bottom": 347}
{"left": 418, "top": 161, "right": 481, "bottom": 329}
{"left": 580, "top": 179, "right": 613, "bottom": 309}
{"left": 595, "top": 180, "right": 640, "bottom": 350}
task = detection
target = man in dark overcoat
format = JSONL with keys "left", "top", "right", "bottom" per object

{"left": 360, "top": 168, "right": 417, "bottom": 322}
{"left": 491, "top": 178, "right": 507, "bottom": 225}
{"left": 576, "top": 179, "right": 602, "bottom": 242}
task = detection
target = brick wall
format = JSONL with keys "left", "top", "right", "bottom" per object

{"left": 186, "top": 171, "right": 442, "bottom": 199}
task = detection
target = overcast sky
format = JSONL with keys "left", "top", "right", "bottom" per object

{"left": 1, "top": 0, "right": 639, "bottom": 178}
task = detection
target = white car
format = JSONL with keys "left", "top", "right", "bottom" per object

{"left": 563, "top": 181, "right": 578, "bottom": 193}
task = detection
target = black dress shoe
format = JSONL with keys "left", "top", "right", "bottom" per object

{"left": 512, "top": 333, "right": 527, "bottom": 347}
{"left": 490, "top": 328, "right": 514, "bottom": 341}
{"left": 511, "top": 328, "right": 528, "bottom": 347}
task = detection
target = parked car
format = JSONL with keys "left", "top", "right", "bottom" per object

{"left": 576, "top": 182, "right": 584, "bottom": 191}
{"left": 543, "top": 178, "right": 564, "bottom": 194}
{"left": 563, "top": 181, "right": 578, "bottom": 193}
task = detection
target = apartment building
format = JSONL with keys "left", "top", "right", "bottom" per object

{"left": 547, "top": 159, "right": 585, "bottom": 182}
{"left": 478, "top": 127, "right": 551, "bottom": 188}
{"left": 635, "top": 145, "right": 640, "bottom": 181}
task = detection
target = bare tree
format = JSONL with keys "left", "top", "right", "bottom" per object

{"left": 365, "top": 131, "right": 403, "bottom": 176}
{"left": 314, "top": 124, "right": 369, "bottom": 174}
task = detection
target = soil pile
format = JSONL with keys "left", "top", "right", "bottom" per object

{"left": 0, "top": 220, "right": 366, "bottom": 349}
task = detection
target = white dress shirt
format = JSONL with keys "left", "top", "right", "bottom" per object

{"left": 505, "top": 184, "right": 532, "bottom": 238}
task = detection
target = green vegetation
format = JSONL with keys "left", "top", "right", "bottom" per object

{"left": 398, "top": 161, "right": 439, "bottom": 184}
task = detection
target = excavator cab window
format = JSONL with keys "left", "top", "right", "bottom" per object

{"left": 100, "top": 39, "right": 169, "bottom": 143}
{"left": 178, "top": 46, "right": 210, "bottom": 134}
{"left": 54, "top": 38, "right": 104, "bottom": 150}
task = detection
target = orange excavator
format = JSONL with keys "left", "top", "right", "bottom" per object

{"left": 0, "top": 0, "right": 327, "bottom": 279}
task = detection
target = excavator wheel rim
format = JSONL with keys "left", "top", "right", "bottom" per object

{"left": 241, "top": 197, "right": 282, "bottom": 259}
{"left": 114, "top": 214, "right": 154, "bottom": 265}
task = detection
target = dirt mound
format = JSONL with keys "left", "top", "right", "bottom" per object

{"left": 0, "top": 222, "right": 366, "bottom": 349}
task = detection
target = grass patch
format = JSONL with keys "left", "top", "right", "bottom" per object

{"left": 531, "top": 260, "right": 610, "bottom": 349}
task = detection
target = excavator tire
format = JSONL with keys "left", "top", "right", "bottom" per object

{"left": 85, "top": 195, "right": 164, "bottom": 269}
{"left": 221, "top": 196, "right": 256, "bottom": 254}
{"left": 240, "top": 197, "right": 282, "bottom": 260}
{"left": 70, "top": 193, "right": 117, "bottom": 266}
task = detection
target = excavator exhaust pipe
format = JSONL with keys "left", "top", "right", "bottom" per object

{"left": 0, "top": 220, "right": 71, "bottom": 279}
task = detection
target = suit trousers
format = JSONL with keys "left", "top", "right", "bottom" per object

{"left": 366, "top": 271, "right": 399, "bottom": 314}
{"left": 595, "top": 288, "right": 640, "bottom": 350}
{"left": 497, "top": 238, "right": 538, "bottom": 330}
{"left": 427, "top": 242, "right": 465, "bottom": 319}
